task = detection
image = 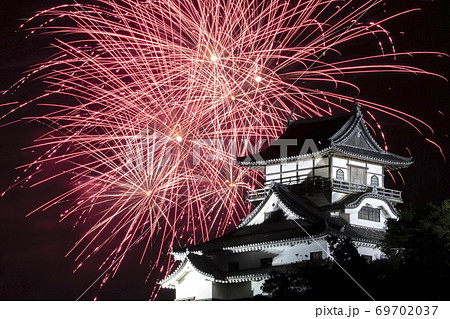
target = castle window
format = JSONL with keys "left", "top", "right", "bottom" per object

{"left": 310, "top": 251, "right": 323, "bottom": 260}
{"left": 371, "top": 175, "right": 379, "bottom": 187}
{"left": 336, "top": 169, "right": 344, "bottom": 180}
{"left": 349, "top": 165, "right": 367, "bottom": 184}
{"left": 260, "top": 258, "right": 272, "bottom": 268}
{"left": 358, "top": 206, "right": 380, "bottom": 222}
{"left": 228, "top": 262, "right": 239, "bottom": 272}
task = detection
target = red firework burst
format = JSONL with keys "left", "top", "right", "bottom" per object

{"left": 0, "top": 0, "right": 445, "bottom": 299}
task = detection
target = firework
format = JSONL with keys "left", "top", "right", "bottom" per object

{"left": 1, "top": 0, "right": 445, "bottom": 299}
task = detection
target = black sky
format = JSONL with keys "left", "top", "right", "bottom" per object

{"left": 0, "top": 0, "right": 448, "bottom": 300}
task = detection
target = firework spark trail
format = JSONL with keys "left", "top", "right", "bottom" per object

{"left": 1, "top": 0, "right": 446, "bottom": 299}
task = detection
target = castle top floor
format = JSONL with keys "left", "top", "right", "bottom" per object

{"left": 237, "top": 107, "right": 412, "bottom": 171}
{"left": 238, "top": 107, "right": 412, "bottom": 204}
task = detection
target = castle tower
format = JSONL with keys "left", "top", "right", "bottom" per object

{"left": 160, "top": 107, "right": 411, "bottom": 300}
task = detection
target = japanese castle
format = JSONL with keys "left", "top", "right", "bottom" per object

{"left": 160, "top": 106, "right": 411, "bottom": 300}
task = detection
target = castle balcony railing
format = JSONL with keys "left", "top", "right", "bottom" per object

{"left": 246, "top": 176, "right": 402, "bottom": 203}
{"left": 331, "top": 179, "right": 402, "bottom": 202}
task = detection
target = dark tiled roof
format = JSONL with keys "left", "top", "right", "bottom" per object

{"left": 237, "top": 187, "right": 276, "bottom": 228}
{"left": 174, "top": 183, "right": 386, "bottom": 254}
{"left": 165, "top": 226, "right": 383, "bottom": 286}
{"left": 165, "top": 184, "right": 387, "bottom": 287}
{"left": 236, "top": 108, "right": 412, "bottom": 167}
{"left": 237, "top": 183, "right": 324, "bottom": 229}
{"left": 188, "top": 254, "right": 225, "bottom": 280}
{"left": 274, "top": 183, "right": 333, "bottom": 223}
{"left": 237, "top": 112, "right": 354, "bottom": 162}
{"left": 334, "top": 145, "right": 411, "bottom": 166}
{"left": 159, "top": 254, "right": 225, "bottom": 286}
{"left": 174, "top": 219, "right": 324, "bottom": 253}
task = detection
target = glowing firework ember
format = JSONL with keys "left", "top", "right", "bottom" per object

{"left": 1, "top": 0, "right": 445, "bottom": 299}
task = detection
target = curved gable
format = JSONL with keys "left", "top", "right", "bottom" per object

{"left": 242, "top": 192, "right": 301, "bottom": 228}
{"left": 345, "top": 196, "right": 398, "bottom": 230}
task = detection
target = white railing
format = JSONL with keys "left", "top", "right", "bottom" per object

{"left": 246, "top": 177, "right": 402, "bottom": 203}
{"left": 246, "top": 188, "right": 268, "bottom": 202}
{"left": 375, "top": 187, "right": 402, "bottom": 201}
{"left": 331, "top": 179, "right": 368, "bottom": 193}
{"left": 331, "top": 179, "right": 402, "bottom": 202}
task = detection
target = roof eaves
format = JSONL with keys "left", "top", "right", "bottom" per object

{"left": 158, "top": 258, "right": 188, "bottom": 287}
{"left": 188, "top": 259, "right": 218, "bottom": 281}
{"left": 332, "top": 146, "right": 412, "bottom": 167}
{"left": 326, "top": 227, "right": 384, "bottom": 245}
{"left": 237, "top": 147, "right": 331, "bottom": 166}
{"left": 272, "top": 190, "right": 304, "bottom": 221}
{"left": 226, "top": 272, "right": 271, "bottom": 283}
{"left": 224, "top": 233, "right": 328, "bottom": 253}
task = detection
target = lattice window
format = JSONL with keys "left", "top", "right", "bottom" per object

{"left": 310, "top": 251, "right": 323, "bottom": 260}
{"left": 358, "top": 206, "right": 380, "bottom": 222}
{"left": 350, "top": 166, "right": 366, "bottom": 184}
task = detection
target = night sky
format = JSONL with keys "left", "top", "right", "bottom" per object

{"left": 0, "top": 0, "right": 448, "bottom": 300}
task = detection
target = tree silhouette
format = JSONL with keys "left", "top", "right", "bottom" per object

{"left": 259, "top": 201, "right": 450, "bottom": 300}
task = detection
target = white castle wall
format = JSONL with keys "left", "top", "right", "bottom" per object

{"left": 175, "top": 270, "right": 212, "bottom": 300}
